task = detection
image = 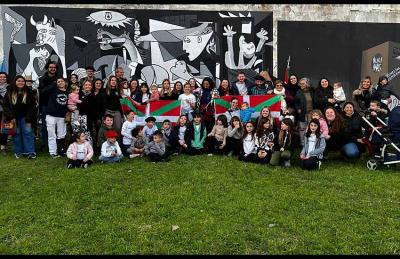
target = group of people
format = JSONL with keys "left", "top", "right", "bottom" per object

{"left": 0, "top": 61, "right": 398, "bottom": 170}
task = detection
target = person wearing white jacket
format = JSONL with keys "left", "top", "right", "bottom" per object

{"left": 99, "top": 130, "right": 123, "bottom": 163}
{"left": 120, "top": 110, "right": 137, "bottom": 156}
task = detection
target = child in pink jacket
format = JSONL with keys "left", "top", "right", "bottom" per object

{"left": 66, "top": 131, "right": 94, "bottom": 169}
{"left": 310, "top": 109, "right": 329, "bottom": 139}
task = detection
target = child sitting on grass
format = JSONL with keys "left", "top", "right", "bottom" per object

{"left": 144, "top": 130, "right": 170, "bottom": 162}
{"left": 66, "top": 131, "right": 94, "bottom": 169}
{"left": 300, "top": 119, "right": 326, "bottom": 170}
{"left": 99, "top": 130, "right": 123, "bottom": 163}
{"left": 127, "top": 127, "right": 146, "bottom": 158}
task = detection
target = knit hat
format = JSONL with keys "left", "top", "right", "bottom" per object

{"left": 105, "top": 130, "right": 118, "bottom": 139}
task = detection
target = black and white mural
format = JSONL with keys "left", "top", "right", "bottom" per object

{"left": 0, "top": 6, "right": 273, "bottom": 88}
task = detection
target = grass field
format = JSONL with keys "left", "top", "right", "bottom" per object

{"left": 0, "top": 149, "right": 399, "bottom": 255}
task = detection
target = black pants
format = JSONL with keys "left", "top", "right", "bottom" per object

{"left": 225, "top": 137, "right": 243, "bottom": 155}
{"left": 121, "top": 144, "right": 130, "bottom": 157}
{"left": 238, "top": 152, "right": 256, "bottom": 163}
{"left": 0, "top": 112, "right": 9, "bottom": 146}
{"left": 301, "top": 156, "right": 320, "bottom": 170}
{"left": 206, "top": 136, "right": 225, "bottom": 154}
{"left": 187, "top": 147, "right": 205, "bottom": 155}
{"left": 148, "top": 152, "right": 169, "bottom": 162}
{"left": 255, "top": 150, "right": 272, "bottom": 164}
{"left": 67, "top": 159, "right": 93, "bottom": 168}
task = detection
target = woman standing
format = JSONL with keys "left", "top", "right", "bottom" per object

{"left": 0, "top": 72, "right": 10, "bottom": 154}
{"left": 77, "top": 80, "right": 96, "bottom": 145}
{"left": 103, "top": 76, "right": 123, "bottom": 133}
{"left": 159, "top": 79, "right": 173, "bottom": 100}
{"left": 92, "top": 79, "right": 106, "bottom": 148}
{"left": 314, "top": 77, "right": 335, "bottom": 112}
{"left": 352, "top": 76, "right": 373, "bottom": 112}
{"left": 295, "top": 77, "right": 314, "bottom": 146}
{"left": 3, "top": 76, "right": 36, "bottom": 158}
{"left": 199, "top": 77, "right": 216, "bottom": 132}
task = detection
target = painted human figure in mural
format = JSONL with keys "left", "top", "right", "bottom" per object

{"left": 22, "top": 47, "right": 50, "bottom": 87}
{"left": 223, "top": 25, "right": 269, "bottom": 70}
{"left": 30, "top": 15, "right": 67, "bottom": 78}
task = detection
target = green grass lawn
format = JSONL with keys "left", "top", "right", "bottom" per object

{"left": 0, "top": 149, "right": 399, "bottom": 255}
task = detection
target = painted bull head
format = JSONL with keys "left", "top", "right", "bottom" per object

{"left": 30, "top": 15, "right": 57, "bottom": 46}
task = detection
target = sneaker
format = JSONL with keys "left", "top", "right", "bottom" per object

{"left": 283, "top": 160, "right": 291, "bottom": 167}
{"left": 227, "top": 151, "right": 234, "bottom": 157}
{"left": 28, "top": 154, "right": 36, "bottom": 159}
{"left": 51, "top": 154, "right": 60, "bottom": 158}
{"left": 83, "top": 163, "right": 88, "bottom": 169}
{"left": 207, "top": 153, "right": 213, "bottom": 156}
{"left": 318, "top": 161, "right": 322, "bottom": 170}
{"left": 14, "top": 153, "right": 21, "bottom": 159}
{"left": 67, "top": 164, "right": 73, "bottom": 169}
{"left": 129, "top": 154, "right": 135, "bottom": 159}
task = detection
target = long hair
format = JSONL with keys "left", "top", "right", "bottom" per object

{"left": 201, "top": 77, "right": 215, "bottom": 89}
{"left": 324, "top": 107, "right": 344, "bottom": 133}
{"left": 278, "top": 118, "right": 294, "bottom": 146}
{"left": 256, "top": 117, "right": 271, "bottom": 138}
{"left": 10, "top": 75, "right": 27, "bottom": 105}
{"left": 106, "top": 75, "right": 118, "bottom": 96}
{"left": 216, "top": 114, "right": 228, "bottom": 128}
{"left": 305, "top": 118, "right": 321, "bottom": 138}
{"left": 229, "top": 116, "right": 243, "bottom": 135}
{"left": 160, "top": 78, "right": 172, "bottom": 96}
{"left": 0, "top": 72, "right": 10, "bottom": 85}
{"left": 243, "top": 121, "right": 255, "bottom": 141}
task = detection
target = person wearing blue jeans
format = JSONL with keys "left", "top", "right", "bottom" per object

{"left": 99, "top": 130, "right": 123, "bottom": 163}
{"left": 3, "top": 75, "right": 37, "bottom": 159}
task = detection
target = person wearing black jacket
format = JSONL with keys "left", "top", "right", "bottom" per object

{"left": 92, "top": 79, "right": 106, "bottom": 148}
{"left": 38, "top": 61, "right": 58, "bottom": 148}
{"left": 104, "top": 76, "right": 123, "bottom": 133}
{"left": 341, "top": 102, "right": 366, "bottom": 159}
{"left": 0, "top": 72, "right": 10, "bottom": 154}
{"left": 3, "top": 76, "right": 36, "bottom": 159}
{"left": 184, "top": 112, "right": 207, "bottom": 155}
{"left": 76, "top": 79, "right": 96, "bottom": 144}
{"left": 294, "top": 77, "right": 314, "bottom": 146}
{"left": 352, "top": 77, "right": 373, "bottom": 112}
{"left": 44, "top": 77, "right": 68, "bottom": 158}
{"left": 314, "top": 77, "right": 335, "bottom": 112}
{"left": 161, "top": 119, "right": 179, "bottom": 156}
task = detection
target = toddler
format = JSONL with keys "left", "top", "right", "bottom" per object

{"left": 240, "top": 102, "right": 256, "bottom": 123}
{"left": 67, "top": 84, "right": 82, "bottom": 126}
{"left": 66, "top": 131, "right": 94, "bottom": 169}
{"left": 333, "top": 82, "right": 346, "bottom": 110}
{"left": 127, "top": 127, "right": 147, "bottom": 158}
{"left": 99, "top": 130, "right": 123, "bottom": 163}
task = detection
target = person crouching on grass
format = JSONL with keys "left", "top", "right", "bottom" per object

{"left": 66, "top": 131, "right": 94, "bottom": 169}
{"left": 300, "top": 118, "right": 326, "bottom": 170}
{"left": 127, "top": 127, "right": 146, "bottom": 158}
{"left": 99, "top": 130, "right": 123, "bottom": 163}
{"left": 144, "top": 130, "right": 170, "bottom": 162}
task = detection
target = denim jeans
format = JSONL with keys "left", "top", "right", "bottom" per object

{"left": 13, "top": 117, "right": 35, "bottom": 155}
{"left": 99, "top": 155, "right": 123, "bottom": 163}
{"left": 341, "top": 142, "right": 360, "bottom": 159}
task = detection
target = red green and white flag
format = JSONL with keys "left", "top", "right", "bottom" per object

{"left": 120, "top": 97, "right": 148, "bottom": 125}
{"left": 214, "top": 94, "right": 283, "bottom": 119}
{"left": 149, "top": 99, "right": 181, "bottom": 123}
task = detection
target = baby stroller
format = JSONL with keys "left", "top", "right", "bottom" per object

{"left": 361, "top": 106, "right": 400, "bottom": 170}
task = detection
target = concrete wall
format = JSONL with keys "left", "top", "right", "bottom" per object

{"left": 2, "top": 4, "right": 400, "bottom": 76}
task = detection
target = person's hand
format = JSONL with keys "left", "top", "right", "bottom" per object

{"left": 219, "top": 144, "right": 225, "bottom": 149}
{"left": 357, "top": 138, "right": 364, "bottom": 143}
{"left": 223, "top": 25, "right": 236, "bottom": 37}
{"left": 328, "top": 98, "right": 335, "bottom": 103}
{"left": 371, "top": 111, "right": 377, "bottom": 116}
{"left": 325, "top": 135, "right": 331, "bottom": 140}
{"left": 208, "top": 133, "right": 213, "bottom": 137}
{"left": 183, "top": 144, "right": 188, "bottom": 148}
{"left": 300, "top": 154, "right": 305, "bottom": 160}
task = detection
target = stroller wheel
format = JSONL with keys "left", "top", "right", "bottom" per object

{"left": 367, "top": 159, "right": 378, "bottom": 170}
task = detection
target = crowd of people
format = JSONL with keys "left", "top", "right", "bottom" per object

{"left": 0, "top": 61, "right": 399, "bottom": 170}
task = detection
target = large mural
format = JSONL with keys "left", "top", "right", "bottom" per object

{"left": 278, "top": 21, "right": 400, "bottom": 97}
{"left": 0, "top": 6, "right": 273, "bottom": 88}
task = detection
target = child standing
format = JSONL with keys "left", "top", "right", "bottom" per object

{"left": 144, "top": 130, "right": 169, "bottom": 162}
{"left": 178, "top": 82, "right": 196, "bottom": 121}
{"left": 99, "top": 130, "right": 123, "bottom": 163}
{"left": 97, "top": 114, "right": 116, "bottom": 152}
{"left": 127, "top": 127, "right": 146, "bottom": 158}
{"left": 270, "top": 118, "right": 295, "bottom": 167}
{"left": 206, "top": 114, "right": 228, "bottom": 155}
{"left": 120, "top": 110, "right": 137, "bottom": 156}
{"left": 240, "top": 102, "right": 256, "bottom": 124}
{"left": 67, "top": 84, "right": 82, "bottom": 126}
{"left": 238, "top": 121, "right": 257, "bottom": 162}
{"left": 310, "top": 109, "right": 329, "bottom": 139}
{"left": 333, "top": 82, "right": 346, "bottom": 110}
{"left": 143, "top": 116, "right": 158, "bottom": 142}
{"left": 184, "top": 112, "right": 207, "bottom": 155}
{"left": 226, "top": 116, "right": 244, "bottom": 156}
{"left": 300, "top": 118, "right": 326, "bottom": 170}
{"left": 255, "top": 117, "right": 275, "bottom": 164}
{"left": 66, "top": 131, "right": 94, "bottom": 169}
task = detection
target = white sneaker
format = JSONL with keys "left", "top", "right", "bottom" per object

{"left": 318, "top": 161, "right": 322, "bottom": 170}
{"left": 207, "top": 153, "right": 213, "bottom": 156}
{"left": 67, "top": 164, "right": 73, "bottom": 169}
{"left": 83, "top": 163, "right": 88, "bottom": 169}
{"left": 129, "top": 154, "right": 135, "bottom": 159}
{"left": 284, "top": 160, "right": 291, "bottom": 167}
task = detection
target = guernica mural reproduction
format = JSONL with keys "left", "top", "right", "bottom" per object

{"left": 0, "top": 6, "right": 273, "bottom": 88}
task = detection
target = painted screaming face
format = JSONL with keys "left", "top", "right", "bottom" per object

{"left": 239, "top": 36, "right": 256, "bottom": 58}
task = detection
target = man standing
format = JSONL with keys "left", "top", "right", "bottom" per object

{"left": 79, "top": 66, "right": 97, "bottom": 87}
{"left": 38, "top": 61, "right": 58, "bottom": 149}
{"left": 249, "top": 75, "right": 270, "bottom": 95}
{"left": 115, "top": 67, "right": 127, "bottom": 85}
{"left": 230, "top": 71, "right": 253, "bottom": 96}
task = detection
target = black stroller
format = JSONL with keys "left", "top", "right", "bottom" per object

{"left": 361, "top": 106, "right": 400, "bottom": 170}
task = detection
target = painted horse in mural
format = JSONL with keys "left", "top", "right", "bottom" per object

{"left": 30, "top": 15, "right": 67, "bottom": 78}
